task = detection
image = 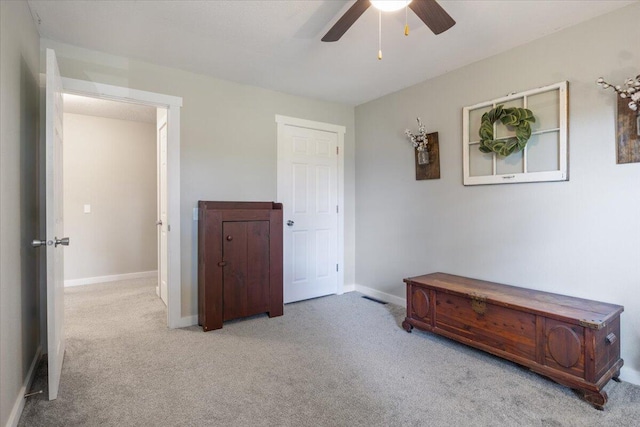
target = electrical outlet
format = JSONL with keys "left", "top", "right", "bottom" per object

{"left": 83, "top": 204, "right": 91, "bottom": 214}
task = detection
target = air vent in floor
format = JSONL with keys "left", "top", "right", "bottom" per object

{"left": 362, "top": 295, "right": 387, "bottom": 304}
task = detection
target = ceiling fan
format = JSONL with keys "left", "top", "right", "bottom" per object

{"left": 321, "top": 0, "right": 456, "bottom": 42}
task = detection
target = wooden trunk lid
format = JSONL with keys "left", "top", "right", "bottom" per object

{"left": 404, "top": 273, "right": 623, "bottom": 330}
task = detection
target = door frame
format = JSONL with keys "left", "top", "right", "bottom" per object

{"left": 275, "top": 115, "right": 346, "bottom": 297}
{"left": 62, "top": 77, "right": 186, "bottom": 328}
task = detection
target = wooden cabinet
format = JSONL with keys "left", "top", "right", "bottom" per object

{"left": 402, "top": 273, "right": 624, "bottom": 409}
{"left": 198, "top": 201, "right": 283, "bottom": 331}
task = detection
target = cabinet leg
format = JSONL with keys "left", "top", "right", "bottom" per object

{"left": 583, "top": 389, "right": 608, "bottom": 410}
{"left": 402, "top": 319, "right": 413, "bottom": 333}
{"left": 612, "top": 370, "right": 621, "bottom": 383}
{"left": 268, "top": 310, "right": 283, "bottom": 319}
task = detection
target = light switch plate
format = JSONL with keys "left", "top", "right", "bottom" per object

{"left": 83, "top": 204, "right": 91, "bottom": 214}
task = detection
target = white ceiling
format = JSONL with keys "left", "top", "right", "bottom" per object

{"left": 28, "top": 0, "right": 636, "bottom": 106}
{"left": 63, "top": 94, "right": 157, "bottom": 124}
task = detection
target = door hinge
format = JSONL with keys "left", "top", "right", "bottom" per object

{"left": 336, "top": 264, "right": 339, "bottom": 272}
{"left": 336, "top": 205, "right": 339, "bottom": 213}
{"left": 336, "top": 146, "right": 339, "bottom": 155}
{"left": 168, "top": 224, "right": 171, "bottom": 232}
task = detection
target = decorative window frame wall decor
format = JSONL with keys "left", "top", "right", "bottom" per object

{"left": 463, "top": 81, "right": 568, "bottom": 186}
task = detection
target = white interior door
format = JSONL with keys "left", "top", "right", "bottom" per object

{"left": 45, "top": 48, "right": 67, "bottom": 400}
{"left": 157, "top": 109, "right": 168, "bottom": 306}
{"left": 278, "top": 124, "right": 338, "bottom": 303}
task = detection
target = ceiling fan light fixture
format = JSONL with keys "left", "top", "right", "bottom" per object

{"left": 370, "top": 1, "right": 412, "bottom": 13}
{"left": 321, "top": 0, "right": 454, "bottom": 43}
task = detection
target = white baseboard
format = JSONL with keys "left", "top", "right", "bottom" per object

{"left": 6, "top": 346, "right": 41, "bottom": 427}
{"left": 621, "top": 366, "right": 640, "bottom": 386}
{"left": 350, "top": 284, "right": 406, "bottom": 307}
{"left": 64, "top": 270, "right": 157, "bottom": 287}
{"left": 172, "top": 315, "right": 198, "bottom": 329}
{"left": 342, "top": 284, "right": 356, "bottom": 293}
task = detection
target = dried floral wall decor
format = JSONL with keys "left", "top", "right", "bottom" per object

{"left": 404, "top": 118, "right": 440, "bottom": 180}
{"left": 596, "top": 75, "right": 640, "bottom": 112}
{"left": 596, "top": 74, "right": 640, "bottom": 163}
{"left": 405, "top": 118, "right": 429, "bottom": 164}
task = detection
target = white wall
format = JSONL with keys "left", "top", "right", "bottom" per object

{"left": 354, "top": 3, "right": 640, "bottom": 384}
{"left": 63, "top": 113, "right": 157, "bottom": 283}
{"left": 0, "top": 1, "right": 41, "bottom": 425}
{"left": 41, "top": 39, "right": 357, "bottom": 318}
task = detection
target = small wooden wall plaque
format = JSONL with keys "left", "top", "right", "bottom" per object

{"left": 415, "top": 132, "right": 440, "bottom": 180}
{"left": 616, "top": 97, "right": 640, "bottom": 164}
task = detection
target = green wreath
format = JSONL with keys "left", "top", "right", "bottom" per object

{"left": 478, "top": 105, "right": 536, "bottom": 156}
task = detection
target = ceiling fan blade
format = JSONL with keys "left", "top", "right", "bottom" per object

{"left": 409, "top": 0, "right": 456, "bottom": 35}
{"left": 322, "top": 0, "right": 371, "bottom": 42}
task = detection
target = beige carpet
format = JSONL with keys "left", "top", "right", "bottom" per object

{"left": 19, "top": 278, "right": 640, "bottom": 426}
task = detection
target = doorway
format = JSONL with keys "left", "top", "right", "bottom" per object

{"left": 61, "top": 77, "right": 183, "bottom": 327}
{"left": 62, "top": 94, "right": 161, "bottom": 294}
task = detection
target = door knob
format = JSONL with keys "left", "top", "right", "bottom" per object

{"left": 54, "top": 237, "right": 70, "bottom": 247}
{"left": 287, "top": 220, "right": 294, "bottom": 227}
{"left": 32, "top": 239, "right": 51, "bottom": 248}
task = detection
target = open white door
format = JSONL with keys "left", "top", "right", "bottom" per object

{"left": 157, "top": 108, "right": 168, "bottom": 305}
{"left": 45, "top": 48, "right": 67, "bottom": 400}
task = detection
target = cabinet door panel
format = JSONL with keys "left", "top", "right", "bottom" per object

{"left": 247, "top": 221, "right": 270, "bottom": 314}
{"left": 223, "top": 221, "right": 247, "bottom": 321}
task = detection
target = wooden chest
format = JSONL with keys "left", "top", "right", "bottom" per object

{"left": 402, "top": 273, "right": 624, "bottom": 409}
{"left": 198, "top": 201, "right": 283, "bottom": 331}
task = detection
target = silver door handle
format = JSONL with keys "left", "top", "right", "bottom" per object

{"left": 156, "top": 220, "right": 163, "bottom": 226}
{"left": 55, "top": 237, "right": 70, "bottom": 247}
{"left": 287, "top": 220, "right": 294, "bottom": 227}
{"left": 32, "top": 239, "right": 51, "bottom": 248}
